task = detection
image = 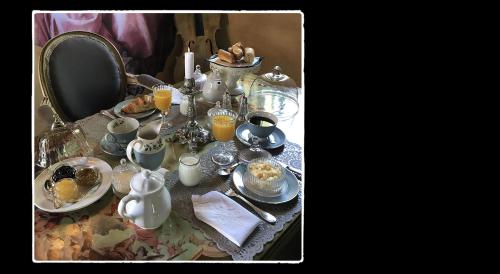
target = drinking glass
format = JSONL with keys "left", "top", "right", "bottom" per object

{"left": 210, "top": 109, "right": 237, "bottom": 166}
{"left": 152, "top": 84, "right": 173, "bottom": 137}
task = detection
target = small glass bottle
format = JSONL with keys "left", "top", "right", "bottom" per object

{"left": 112, "top": 159, "right": 140, "bottom": 198}
{"left": 222, "top": 92, "right": 232, "bottom": 110}
{"left": 237, "top": 96, "right": 248, "bottom": 127}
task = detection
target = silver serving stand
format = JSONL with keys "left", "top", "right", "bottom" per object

{"left": 174, "top": 78, "right": 211, "bottom": 151}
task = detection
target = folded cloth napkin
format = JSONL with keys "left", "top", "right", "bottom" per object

{"left": 170, "top": 87, "right": 183, "bottom": 105}
{"left": 192, "top": 191, "right": 261, "bottom": 247}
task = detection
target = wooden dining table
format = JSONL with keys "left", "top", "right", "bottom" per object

{"left": 34, "top": 81, "right": 303, "bottom": 261}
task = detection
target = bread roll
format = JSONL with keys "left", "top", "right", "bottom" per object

{"left": 244, "top": 47, "right": 255, "bottom": 64}
{"left": 218, "top": 49, "right": 236, "bottom": 64}
{"left": 232, "top": 46, "right": 243, "bottom": 60}
{"left": 229, "top": 42, "right": 244, "bottom": 57}
{"left": 233, "top": 42, "right": 244, "bottom": 49}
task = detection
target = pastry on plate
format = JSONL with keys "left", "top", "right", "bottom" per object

{"left": 121, "top": 95, "right": 155, "bottom": 114}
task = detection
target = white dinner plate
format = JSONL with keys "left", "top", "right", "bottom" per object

{"left": 34, "top": 157, "right": 112, "bottom": 213}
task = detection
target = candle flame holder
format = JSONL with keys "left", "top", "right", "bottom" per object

{"left": 175, "top": 78, "right": 210, "bottom": 151}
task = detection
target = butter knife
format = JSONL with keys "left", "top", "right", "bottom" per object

{"left": 278, "top": 161, "right": 302, "bottom": 181}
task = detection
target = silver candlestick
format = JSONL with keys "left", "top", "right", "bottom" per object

{"left": 175, "top": 78, "right": 210, "bottom": 151}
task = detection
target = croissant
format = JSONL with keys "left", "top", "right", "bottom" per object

{"left": 121, "top": 96, "right": 155, "bottom": 113}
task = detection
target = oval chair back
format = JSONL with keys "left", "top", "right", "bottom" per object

{"left": 39, "top": 31, "right": 127, "bottom": 122}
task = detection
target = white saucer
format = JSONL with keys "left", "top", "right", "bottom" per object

{"left": 100, "top": 134, "right": 127, "bottom": 157}
{"left": 235, "top": 124, "right": 286, "bottom": 149}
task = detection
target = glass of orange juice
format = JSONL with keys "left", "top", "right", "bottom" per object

{"left": 152, "top": 84, "right": 173, "bottom": 136}
{"left": 211, "top": 108, "right": 238, "bottom": 166}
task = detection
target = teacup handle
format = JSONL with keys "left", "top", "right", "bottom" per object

{"left": 126, "top": 139, "right": 143, "bottom": 168}
{"left": 118, "top": 194, "right": 141, "bottom": 220}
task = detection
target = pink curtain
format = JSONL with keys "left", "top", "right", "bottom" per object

{"left": 34, "top": 13, "right": 161, "bottom": 59}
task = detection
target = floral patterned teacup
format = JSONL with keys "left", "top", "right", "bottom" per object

{"left": 107, "top": 117, "right": 139, "bottom": 144}
{"left": 126, "top": 126, "right": 166, "bottom": 170}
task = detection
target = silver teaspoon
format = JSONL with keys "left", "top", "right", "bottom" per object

{"left": 217, "top": 162, "right": 241, "bottom": 176}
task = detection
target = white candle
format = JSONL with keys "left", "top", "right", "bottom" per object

{"left": 185, "top": 51, "right": 194, "bottom": 79}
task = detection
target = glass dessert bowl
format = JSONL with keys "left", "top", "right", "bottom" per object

{"left": 243, "top": 158, "right": 287, "bottom": 197}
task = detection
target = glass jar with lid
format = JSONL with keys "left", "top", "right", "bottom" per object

{"left": 112, "top": 158, "right": 140, "bottom": 198}
{"left": 247, "top": 66, "right": 299, "bottom": 123}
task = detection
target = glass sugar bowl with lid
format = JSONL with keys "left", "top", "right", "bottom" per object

{"left": 112, "top": 158, "right": 140, "bottom": 198}
{"left": 247, "top": 65, "right": 299, "bottom": 123}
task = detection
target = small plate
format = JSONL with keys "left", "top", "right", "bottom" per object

{"left": 232, "top": 163, "right": 299, "bottom": 204}
{"left": 235, "top": 124, "right": 286, "bottom": 149}
{"left": 100, "top": 134, "right": 127, "bottom": 157}
{"left": 34, "top": 157, "right": 112, "bottom": 213}
{"left": 113, "top": 99, "right": 156, "bottom": 119}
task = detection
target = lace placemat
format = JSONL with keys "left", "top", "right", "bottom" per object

{"left": 164, "top": 141, "right": 302, "bottom": 261}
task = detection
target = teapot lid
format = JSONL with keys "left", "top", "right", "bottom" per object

{"left": 194, "top": 64, "right": 202, "bottom": 75}
{"left": 130, "top": 169, "right": 164, "bottom": 193}
{"left": 193, "top": 65, "right": 206, "bottom": 79}
{"left": 260, "top": 66, "right": 297, "bottom": 88}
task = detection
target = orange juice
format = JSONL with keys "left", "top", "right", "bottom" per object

{"left": 212, "top": 115, "right": 235, "bottom": 142}
{"left": 154, "top": 89, "right": 172, "bottom": 112}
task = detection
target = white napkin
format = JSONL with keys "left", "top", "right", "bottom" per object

{"left": 192, "top": 191, "right": 261, "bottom": 247}
{"left": 170, "top": 87, "right": 183, "bottom": 105}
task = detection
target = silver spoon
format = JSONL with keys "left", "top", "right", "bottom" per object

{"left": 217, "top": 162, "right": 241, "bottom": 176}
{"left": 100, "top": 109, "right": 117, "bottom": 119}
{"left": 44, "top": 179, "right": 54, "bottom": 193}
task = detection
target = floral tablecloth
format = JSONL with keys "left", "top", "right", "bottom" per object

{"left": 34, "top": 103, "right": 302, "bottom": 261}
{"left": 35, "top": 191, "right": 226, "bottom": 260}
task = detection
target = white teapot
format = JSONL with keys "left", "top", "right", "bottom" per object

{"left": 202, "top": 69, "right": 226, "bottom": 103}
{"left": 117, "top": 169, "right": 171, "bottom": 229}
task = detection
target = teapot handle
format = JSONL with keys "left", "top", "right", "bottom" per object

{"left": 126, "top": 139, "right": 143, "bottom": 169}
{"left": 118, "top": 194, "right": 141, "bottom": 220}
